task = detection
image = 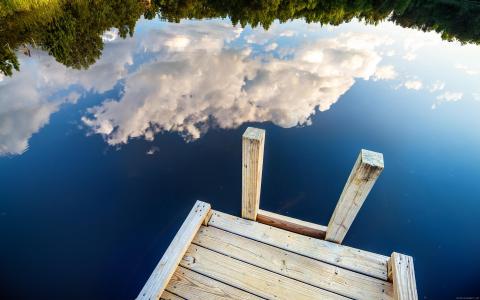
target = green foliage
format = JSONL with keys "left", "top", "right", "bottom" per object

{"left": 1, "top": 0, "right": 480, "bottom": 77}
{"left": 0, "top": 45, "right": 19, "bottom": 76}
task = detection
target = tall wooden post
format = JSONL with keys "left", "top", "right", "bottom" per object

{"left": 242, "top": 127, "right": 265, "bottom": 220}
{"left": 326, "top": 149, "right": 384, "bottom": 244}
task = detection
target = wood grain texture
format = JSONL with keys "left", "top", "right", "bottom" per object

{"left": 257, "top": 209, "right": 327, "bottom": 239}
{"left": 389, "top": 252, "right": 418, "bottom": 300}
{"left": 193, "top": 226, "right": 393, "bottom": 300}
{"left": 160, "top": 290, "right": 184, "bottom": 300}
{"left": 166, "top": 266, "right": 262, "bottom": 300}
{"left": 180, "top": 244, "right": 347, "bottom": 300}
{"left": 137, "top": 201, "right": 211, "bottom": 300}
{"left": 242, "top": 127, "right": 265, "bottom": 220}
{"left": 326, "top": 149, "right": 384, "bottom": 244}
{"left": 208, "top": 210, "right": 389, "bottom": 280}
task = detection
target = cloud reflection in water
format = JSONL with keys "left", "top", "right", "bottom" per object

{"left": 82, "top": 22, "right": 390, "bottom": 145}
{"left": 1, "top": 19, "right": 478, "bottom": 155}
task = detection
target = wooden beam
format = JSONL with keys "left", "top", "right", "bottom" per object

{"left": 388, "top": 252, "right": 418, "bottom": 300}
{"left": 326, "top": 149, "right": 384, "bottom": 244}
{"left": 208, "top": 210, "right": 389, "bottom": 280}
{"left": 242, "top": 127, "right": 265, "bottom": 220}
{"left": 193, "top": 226, "right": 393, "bottom": 300}
{"left": 181, "top": 244, "right": 347, "bottom": 300}
{"left": 137, "top": 201, "right": 211, "bottom": 300}
{"left": 257, "top": 209, "right": 327, "bottom": 239}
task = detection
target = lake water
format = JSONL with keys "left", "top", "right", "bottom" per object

{"left": 1, "top": 1, "right": 480, "bottom": 299}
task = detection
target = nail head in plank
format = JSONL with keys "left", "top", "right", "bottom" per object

{"left": 208, "top": 210, "right": 389, "bottom": 280}
{"left": 137, "top": 201, "right": 211, "bottom": 300}
{"left": 326, "top": 149, "right": 384, "bottom": 244}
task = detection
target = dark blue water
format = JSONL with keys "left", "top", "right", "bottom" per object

{"left": 1, "top": 18, "right": 480, "bottom": 299}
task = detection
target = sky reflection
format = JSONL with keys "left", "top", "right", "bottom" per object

{"left": 0, "top": 18, "right": 479, "bottom": 155}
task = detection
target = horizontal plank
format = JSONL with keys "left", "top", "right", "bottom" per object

{"left": 160, "top": 290, "right": 184, "bottom": 300}
{"left": 137, "top": 201, "right": 211, "bottom": 300}
{"left": 193, "top": 226, "right": 393, "bottom": 300}
{"left": 257, "top": 209, "right": 327, "bottom": 239}
{"left": 389, "top": 252, "right": 418, "bottom": 300}
{"left": 208, "top": 210, "right": 389, "bottom": 280}
{"left": 166, "top": 266, "right": 262, "bottom": 300}
{"left": 180, "top": 244, "right": 347, "bottom": 300}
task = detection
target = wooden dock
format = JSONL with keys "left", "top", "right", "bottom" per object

{"left": 137, "top": 127, "right": 418, "bottom": 300}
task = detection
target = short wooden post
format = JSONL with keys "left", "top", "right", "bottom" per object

{"left": 325, "top": 149, "right": 384, "bottom": 244}
{"left": 242, "top": 127, "right": 265, "bottom": 220}
{"left": 388, "top": 252, "right": 418, "bottom": 300}
{"left": 137, "top": 200, "right": 211, "bottom": 300}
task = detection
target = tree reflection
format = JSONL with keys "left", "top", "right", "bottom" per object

{"left": 1, "top": 0, "right": 479, "bottom": 77}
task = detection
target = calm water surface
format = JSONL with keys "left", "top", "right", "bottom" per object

{"left": 1, "top": 1, "right": 480, "bottom": 299}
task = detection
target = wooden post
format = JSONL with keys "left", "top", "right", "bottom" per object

{"left": 137, "top": 200, "right": 211, "bottom": 300}
{"left": 325, "top": 149, "right": 384, "bottom": 244}
{"left": 388, "top": 252, "right": 418, "bottom": 300}
{"left": 242, "top": 127, "right": 265, "bottom": 220}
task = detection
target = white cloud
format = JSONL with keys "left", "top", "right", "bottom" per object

{"left": 0, "top": 34, "right": 136, "bottom": 155}
{"left": 265, "top": 43, "right": 278, "bottom": 51}
{"left": 280, "top": 30, "right": 296, "bottom": 37}
{"left": 437, "top": 91, "right": 463, "bottom": 102}
{"left": 102, "top": 28, "right": 119, "bottom": 42}
{"left": 373, "top": 65, "right": 397, "bottom": 81}
{"left": 473, "top": 93, "right": 480, "bottom": 101}
{"left": 385, "top": 50, "right": 395, "bottom": 56}
{"left": 455, "top": 64, "right": 479, "bottom": 76}
{"left": 401, "top": 30, "right": 439, "bottom": 61}
{"left": 404, "top": 80, "right": 423, "bottom": 90}
{"left": 402, "top": 52, "right": 416, "bottom": 61}
{"left": 428, "top": 81, "right": 445, "bottom": 92}
{"left": 146, "top": 146, "right": 159, "bottom": 155}
{"left": 432, "top": 91, "right": 463, "bottom": 109}
{"left": 82, "top": 25, "right": 389, "bottom": 145}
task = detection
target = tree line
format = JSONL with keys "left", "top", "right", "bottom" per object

{"left": 1, "top": 0, "right": 479, "bottom": 77}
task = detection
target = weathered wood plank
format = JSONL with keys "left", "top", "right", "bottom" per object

{"left": 137, "top": 201, "right": 211, "bottom": 300}
{"left": 388, "top": 252, "right": 418, "bottom": 300}
{"left": 160, "top": 290, "right": 184, "bottom": 300}
{"left": 208, "top": 210, "right": 389, "bottom": 280}
{"left": 193, "top": 226, "right": 393, "bottom": 300}
{"left": 242, "top": 127, "right": 265, "bottom": 220}
{"left": 257, "top": 209, "right": 327, "bottom": 239}
{"left": 166, "top": 266, "right": 262, "bottom": 300}
{"left": 326, "top": 149, "right": 384, "bottom": 244}
{"left": 180, "top": 244, "right": 347, "bottom": 300}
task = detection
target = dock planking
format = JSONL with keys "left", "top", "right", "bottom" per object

{"left": 208, "top": 210, "right": 389, "bottom": 280}
{"left": 193, "top": 225, "right": 393, "bottom": 300}
{"left": 138, "top": 127, "right": 417, "bottom": 300}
